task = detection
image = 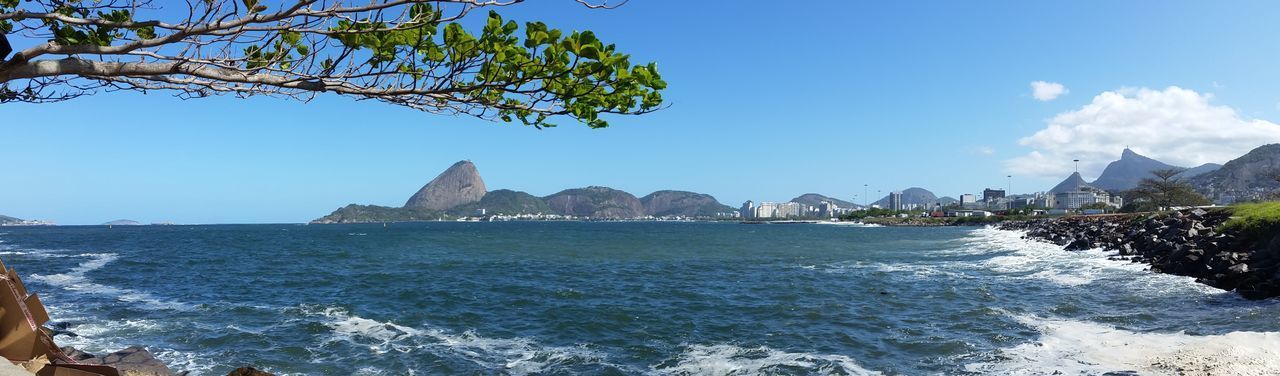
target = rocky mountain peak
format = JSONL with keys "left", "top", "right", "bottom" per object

{"left": 1050, "top": 172, "right": 1098, "bottom": 194}
{"left": 403, "top": 160, "right": 487, "bottom": 210}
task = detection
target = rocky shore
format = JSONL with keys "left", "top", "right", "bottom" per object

{"left": 26, "top": 343, "right": 274, "bottom": 376}
{"left": 999, "top": 209, "right": 1280, "bottom": 300}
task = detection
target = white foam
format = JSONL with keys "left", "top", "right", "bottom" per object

{"left": 653, "top": 344, "right": 881, "bottom": 376}
{"left": 43, "top": 311, "right": 218, "bottom": 374}
{"left": 29, "top": 253, "right": 194, "bottom": 311}
{"left": 812, "top": 222, "right": 884, "bottom": 228}
{"left": 966, "top": 227, "right": 1228, "bottom": 294}
{"left": 968, "top": 314, "right": 1280, "bottom": 375}
{"left": 308, "top": 306, "right": 611, "bottom": 374}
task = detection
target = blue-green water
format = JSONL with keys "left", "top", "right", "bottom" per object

{"left": 0, "top": 222, "right": 1277, "bottom": 375}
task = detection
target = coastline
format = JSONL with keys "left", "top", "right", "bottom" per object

{"left": 999, "top": 209, "right": 1280, "bottom": 300}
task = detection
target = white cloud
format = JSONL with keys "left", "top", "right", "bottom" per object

{"left": 1031, "top": 81, "right": 1068, "bottom": 101}
{"left": 1006, "top": 86, "right": 1280, "bottom": 179}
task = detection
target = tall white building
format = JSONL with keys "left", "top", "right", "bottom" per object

{"left": 756, "top": 202, "right": 779, "bottom": 218}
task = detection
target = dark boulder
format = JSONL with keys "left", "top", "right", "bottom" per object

{"left": 227, "top": 367, "right": 274, "bottom": 376}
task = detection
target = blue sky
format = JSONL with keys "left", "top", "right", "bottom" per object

{"left": 6, "top": 1, "right": 1280, "bottom": 224}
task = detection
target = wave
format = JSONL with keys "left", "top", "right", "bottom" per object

{"left": 968, "top": 314, "right": 1280, "bottom": 375}
{"left": 308, "top": 306, "right": 613, "bottom": 375}
{"left": 812, "top": 222, "right": 883, "bottom": 228}
{"left": 964, "top": 227, "right": 1228, "bottom": 294}
{"left": 39, "top": 308, "right": 218, "bottom": 375}
{"left": 652, "top": 344, "right": 881, "bottom": 376}
{"left": 29, "top": 253, "right": 195, "bottom": 311}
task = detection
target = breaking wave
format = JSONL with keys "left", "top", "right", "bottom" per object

{"left": 307, "top": 306, "right": 614, "bottom": 375}
{"left": 968, "top": 314, "right": 1280, "bottom": 375}
{"left": 29, "top": 253, "right": 194, "bottom": 311}
{"left": 965, "top": 227, "right": 1227, "bottom": 294}
{"left": 652, "top": 344, "right": 881, "bottom": 375}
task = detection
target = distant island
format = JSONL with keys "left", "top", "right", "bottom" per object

{"left": 102, "top": 219, "right": 144, "bottom": 226}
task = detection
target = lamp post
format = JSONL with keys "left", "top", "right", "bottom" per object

{"left": 863, "top": 184, "right": 868, "bottom": 207}
{"left": 1074, "top": 159, "right": 1080, "bottom": 173}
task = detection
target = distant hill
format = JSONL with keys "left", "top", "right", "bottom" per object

{"left": 0, "top": 215, "right": 22, "bottom": 225}
{"left": 449, "top": 189, "right": 551, "bottom": 216}
{"left": 1190, "top": 144, "right": 1280, "bottom": 203}
{"left": 1091, "top": 149, "right": 1180, "bottom": 192}
{"left": 544, "top": 186, "right": 645, "bottom": 218}
{"left": 312, "top": 204, "right": 442, "bottom": 224}
{"left": 872, "top": 187, "right": 940, "bottom": 207}
{"left": 640, "top": 190, "right": 735, "bottom": 217}
{"left": 936, "top": 196, "right": 959, "bottom": 206}
{"left": 1049, "top": 172, "right": 1098, "bottom": 194}
{"left": 1178, "top": 163, "right": 1222, "bottom": 179}
{"left": 1088, "top": 149, "right": 1224, "bottom": 192}
{"left": 102, "top": 219, "right": 142, "bottom": 226}
{"left": 789, "top": 193, "right": 859, "bottom": 209}
{"left": 404, "top": 160, "right": 486, "bottom": 211}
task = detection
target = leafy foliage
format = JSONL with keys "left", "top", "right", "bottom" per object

{"left": 1123, "top": 168, "right": 1212, "bottom": 210}
{"left": 0, "top": 1, "right": 665, "bottom": 128}
{"left": 312, "top": 204, "right": 442, "bottom": 224}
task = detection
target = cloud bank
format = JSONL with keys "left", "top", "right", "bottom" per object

{"left": 1006, "top": 86, "right": 1280, "bottom": 179}
{"left": 1031, "top": 81, "right": 1068, "bottom": 101}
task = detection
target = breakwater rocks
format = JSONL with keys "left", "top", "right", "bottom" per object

{"left": 999, "top": 210, "right": 1280, "bottom": 300}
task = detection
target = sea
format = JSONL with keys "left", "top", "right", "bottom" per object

{"left": 0, "top": 222, "right": 1277, "bottom": 375}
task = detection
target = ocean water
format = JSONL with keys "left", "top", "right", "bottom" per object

{"left": 0, "top": 222, "right": 1278, "bottom": 375}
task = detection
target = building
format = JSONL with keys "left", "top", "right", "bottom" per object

{"left": 888, "top": 191, "right": 903, "bottom": 211}
{"left": 756, "top": 202, "right": 778, "bottom": 218}
{"left": 818, "top": 201, "right": 836, "bottom": 218}
{"left": 1053, "top": 187, "right": 1124, "bottom": 210}
{"left": 741, "top": 200, "right": 756, "bottom": 219}
{"left": 983, "top": 188, "right": 1006, "bottom": 202}
{"left": 1054, "top": 191, "right": 1095, "bottom": 210}
{"left": 1033, "top": 193, "right": 1056, "bottom": 209}
{"left": 776, "top": 202, "right": 802, "bottom": 218}
{"left": 959, "top": 194, "right": 979, "bottom": 208}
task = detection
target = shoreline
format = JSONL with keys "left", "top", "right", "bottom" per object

{"left": 999, "top": 209, "right": 1280, "bottom": 300}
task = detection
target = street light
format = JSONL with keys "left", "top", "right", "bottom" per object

{"left": 1073, "top": 159, "right": 1080, "bottom": 173}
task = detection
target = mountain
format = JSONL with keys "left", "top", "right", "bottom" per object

{"left": 789, "top": 193, "right": 859, "bottom": 209}
{"left": 449, "top": 189, "right": 552, "bottom": 216}
{"left": 0, "top": 215, "right": 22, "bottom": 225}
{"left": 312, "top": 205, "right": 442, "bottom": 224}
{"left": 936, "top": 196, "right": 959, "bottom": 205}
{"left": 871, "top": 187, "right": 940, "bottom": 207}
{"left": 640, "top": 190, "right": 735, "bottom": 217}
{"left": 403, "top": 160, "right": 487, "bottom": 211}
{"left": 1178, "top": 163, "right": 1222, "bottom": 179}
{"left": 1190, "top": 144, "right": 1280, "bottom": 203}
{"left": 544, "top": 186, "right": 645, "bottom": 218}
{"left": 102, "top": 219, "right": 142, "bottom": 226}
{"left": 1090, "top": 149, "right": 1180, "bottom": 192}
{"left": 1049, "top": 172, "right": 1098, "bottom": 194}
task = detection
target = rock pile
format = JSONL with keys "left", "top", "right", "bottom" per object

{"left": 1000, "top": 209, "right": 1280, "bottom": 300}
